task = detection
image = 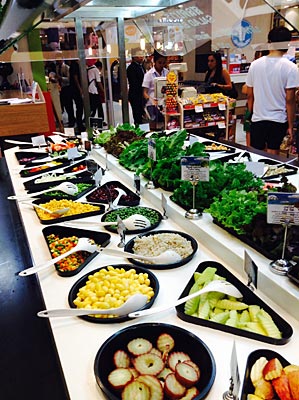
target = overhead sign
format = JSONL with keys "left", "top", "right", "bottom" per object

{"left": 231, "top": 19, "right": 253, "bottom": 48}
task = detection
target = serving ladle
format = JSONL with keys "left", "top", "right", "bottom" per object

{"left": 98, "top": 248, "right": 182, "bottom": 265}
{"left": 22, "top": 201, "right": 70, "bottom": 216}
{"left": 19, "top": 238, "right": 97, "bottom": 277}
{"left": 64, "top": 214, "right": 151, "bottom": 231}
{"left": 37, "top": 293, "right": 148, "bottom": 318}
{"left": 8, "top": 182, "right": 78, "bottom": 201}
{"left": 36, "top": 280, "right": 242, "bottom": 319}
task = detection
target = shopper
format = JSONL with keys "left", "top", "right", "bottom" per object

{"left": 204, "top": 52, "right": 234, "bottom": 95}
{"left": 127, "top": 48, "right": 146, "bottom": 126}
{"left": 246, "top": 26, "right": 299, "bottom": 155}
{"left": 142, "top": 49, "right": 168, "bottom": 124}
{"left": 56, "top": 60, "right": 74, "bottom": 127}
{"left": 87, "top": 60, "right": 105, "bottom": 124}
{"left": 69, "top": 60, "right": 85, "bottom": 132}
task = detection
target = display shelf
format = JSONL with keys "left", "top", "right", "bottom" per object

{"left": 4, "top": 143, "right": 299, "bottom": 400}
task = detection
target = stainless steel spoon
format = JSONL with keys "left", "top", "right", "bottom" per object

{"left": 37, "top": 293, "right": 148, "bottom": 318}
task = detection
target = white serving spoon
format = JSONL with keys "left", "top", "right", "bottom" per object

{"left": 22, "top": 201, "right": 70, "bottom": 216}
{"left": 37, "top": 293, "right": 148, "bottom": 318}
{"left": 98, "top": 248, "right": 182, "bottom": 265}
{"left": 64, "top": 214, "right": 151, "bottom": 231}
{"left": 19, "top": 238, "right": 97, "bottom": 277}
{"left": 111, "top": 188, "right": 127, "bottom": 208}
{"left": 8, "top": 182, "right": 78, "bottom": 201}
{"left": 129, "top": 280, "right": 243, "bottom": 318}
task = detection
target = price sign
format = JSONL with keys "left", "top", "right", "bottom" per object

{"left": 217, "top": 121, "right": 226, "bottom": 129}
{"left": 244, "top": 250, "right": 258, "bottom": 288}
{"left": 181, "top": 156, "right": 209, "bottom": 182}
{"left": 31, "top": 135, "right": 46, "bottom": 147}
{"left": 189, "top": 135, "right": 198, "bottom": 145}
{"left": 195, "top": 104, "right": 203, "bottom": 113}
{"left": 64, "top": 127, "right": 75, "bottom": 137}
{"left": 267, "top": 192, "right": 299, "bottom": 225}
{"left": 244, "top": 161, "right": 265, "bottom": 177}
{"left": 148, "top": 138, "right": 156, "bottom": 161}
{"left": 218, "top": 102, "right": 226, "bottom": 110}
{"left": 67, "top": 147, "right": 81, "bottom": 160}
{"left": 230, "top": 341, "right": 240, "bottom": 398}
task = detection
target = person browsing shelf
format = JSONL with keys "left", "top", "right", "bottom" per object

{"left": 204, "top": 52, "right": 233, "bottom": 94}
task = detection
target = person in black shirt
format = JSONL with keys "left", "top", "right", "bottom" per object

{"left": 69, "top": 60, "right": 85, "bottom": 132}
{"left": 126, "top": 49, "right": 146, "bottom": 126}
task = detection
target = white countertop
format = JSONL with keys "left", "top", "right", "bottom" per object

{"left": 5, "top": 145, "right": 299, "bottom": 400}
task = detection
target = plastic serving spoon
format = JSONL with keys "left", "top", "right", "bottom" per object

{"left": 129, "top": 280, "right": 243, "bottom": 318}
{"left": 19, "top": 238, "right": 97, "bottom": 277}
{"left": 98, "top": 248, "right": 182, "bottom": 265}
{"left": 37, "top": 293, "right": 148, "bottom": 318}
{"left": 64, "top": 214, "right": 151, "bottom": 230}
{"left": 8, "top": 182, "right": 78, "bottom": 201}
{"left": 111, "top": 188, "right": 127, "bottom": 208}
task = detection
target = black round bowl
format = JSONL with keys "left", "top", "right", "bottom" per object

{"left": 100, "top": 206, "right": 163, "bottom": 234}
{"left": 123, "top": 230, "right": 198, "bottom": 269}
{"left": 94, "top": 322, "right": 216, "bottom": 400}
{"left": 68, "top": 264, "right": 159, "bottom": 323}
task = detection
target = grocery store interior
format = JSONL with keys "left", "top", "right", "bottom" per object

{"left": 1, "top": 1, "right": 299, "bottom": 400}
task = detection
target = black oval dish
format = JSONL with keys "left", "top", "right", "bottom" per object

{"left": 86, "top": 180, "right": 140, "bottom": 206}
{"left": 100, "top": 206, "right": 163, "bottom": 235}
{"left": 287, "top": 263, "right": 299, "bottom": 286}
{"left": 23, "top": 171, "right": 93, "bottom": 192}
{"left": 201, "top": 140, "right": 235, "bottom": 153}
{"left": 68, "top": 264, "right": 159, "bottom": 323}
{"left": 29, "top": 182, "right": 95, "bottom": 201}
{"left": 32, "top": 199, "right": 106, "bottom": 225}
{"left": 15, "top": 151, "right": 49, "bottom": 165}
{"left": 94, "top": 322, "right": 216, "bottom": 400}
{"left": 19, "top": 160, "right": 70, "bottom": 178}
{"left": 124, "top": 230, "right": 198, "bottom": 270}
{"left": 176, "top": 261, "right": 293, "bottom": 345}
{"left": 240, "top": 349, "right": 290, "bottom": 400}
{"left": 42, "top": 225, "right": 111, "bottom": 277}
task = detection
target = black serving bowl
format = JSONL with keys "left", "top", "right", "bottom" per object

{"left": 94, "top": 322, "right": 216, "bottom": 400}
{"left": 100, "top": 206, "right": 163, "bottom": 234}
{"left": 240, "top": 349, "right": 290, "bottom": 400}
{"left": 176, "top": 261, "right": 293, "bottom": 345}
{"left": 86, "top": 180, "right": 140, "bottom": 206}
{"left": 123, "top": 230, "right": 198, "bottom": 270}
{"left": 42, "top": 225, "right": 111, "bottom": 277}
{"left": 68, "top": 265, "right": 159, "bottom": 323}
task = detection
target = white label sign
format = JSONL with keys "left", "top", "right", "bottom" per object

{"left": 181, "top": 156, "right": 209, "bottom": 182}
{"left": 267, "top": 192, "right": 299, "bottom": 225}
{"left": 31, "top": 135, "right": 46, "bottom": 147}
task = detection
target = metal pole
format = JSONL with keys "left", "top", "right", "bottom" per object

{"left": 75, "top": 17, "right": 90, "bottom": 130}
{"left": 116, "top": 17, "right": 130, "bottom": 124}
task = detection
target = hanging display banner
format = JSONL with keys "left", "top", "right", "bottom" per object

{"left": 267, "top": 192, "right": 299, "bottom": 225}
{"left": 181, "top": 156, "right": 209, "bottom": 182}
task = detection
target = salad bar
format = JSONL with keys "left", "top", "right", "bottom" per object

{"left": 2, "top": 131, "right": 299, "bottom": 400}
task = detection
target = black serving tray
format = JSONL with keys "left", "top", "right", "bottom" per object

{"left": 28, "top": 182, "right": 95, "bottom": 201}
{"left": 100, "top": 206, "right": 163, "bottom": 234}
{"left": 19, "top": 160, "right": 69, "bottom": 178}
{"left": 15, "top": 151, "right": 49, "bottom": 165}
{"left": 201, "top": 140, "right": 236, "bottom": 153}
{"left": 176, "top": 261, "right": 293, "bottom": 345}
{"left": 23, "top": 170, "right": 93, "bottom": 192}
{"left": 240, "top": 349, "right": 290, "bottom": 400}
{"left": 86, "top": 180, "right": 140, "bottom": 206}
{"left": 261, "top": 163, "right": 298, "bottom": 180}
{"left": 123, "top": 230, "right": 198, "bottom": 270}
{"left": 42, "top": 225, "right": 110, "bottom": 277}
{"left": 287, "top": 263, "right": 299, "bottom": 286}
{"left": 32, "top": 199, "right": 106, "bottom": 225}
{"left": 68, "top": 265, "right": 159, "bottom": 323}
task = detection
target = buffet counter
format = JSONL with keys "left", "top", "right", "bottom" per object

{"left": 4, "top": 144, "right": 299, "bottom": 400}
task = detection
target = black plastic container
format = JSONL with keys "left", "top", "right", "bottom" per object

{"left": 42, "top": 225, "right": 111, "bottom": 277}
{"left": 15, "top": 151, "right": 49, "bottom": 164}
{"left": 68, "top": 265, "right": 159, "bottom": 323}
{"left": 287, "top": 263, "right": 299, "bottom": 286}
{"left": 240, "top": 349, "right": 290, "bottom": 400}
{"left": 19, "top": 160, "right": 70, "bottom": 177}
{"left": 28, "top": 182, "right": 95, "bottom": 201}
{"left": 32, "top": 199, "right": 106, "bottom": 225}
{"left": 100, "top": 206, "right": 163, "bottom": 234}
{"left": 176, "top": 261, "right": 293, "bottom": 345}
{"left": 201, "top": 140, "right": 236, "bottom": 153}
{"left": 94, "top": 322, "right": 216, "bottom": 399}
{"left": 123, "top": 229, "right": 198, "bottom": 269}
{"left": 86, "top": 180, "right": 140, "bottom": 206}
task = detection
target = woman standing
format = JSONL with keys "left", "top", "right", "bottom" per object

{"left": 204, "top": 52, "right": 233, "bottom": 94}
{"left": 142, "top": 49, "right": 168, "bottom": 127}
